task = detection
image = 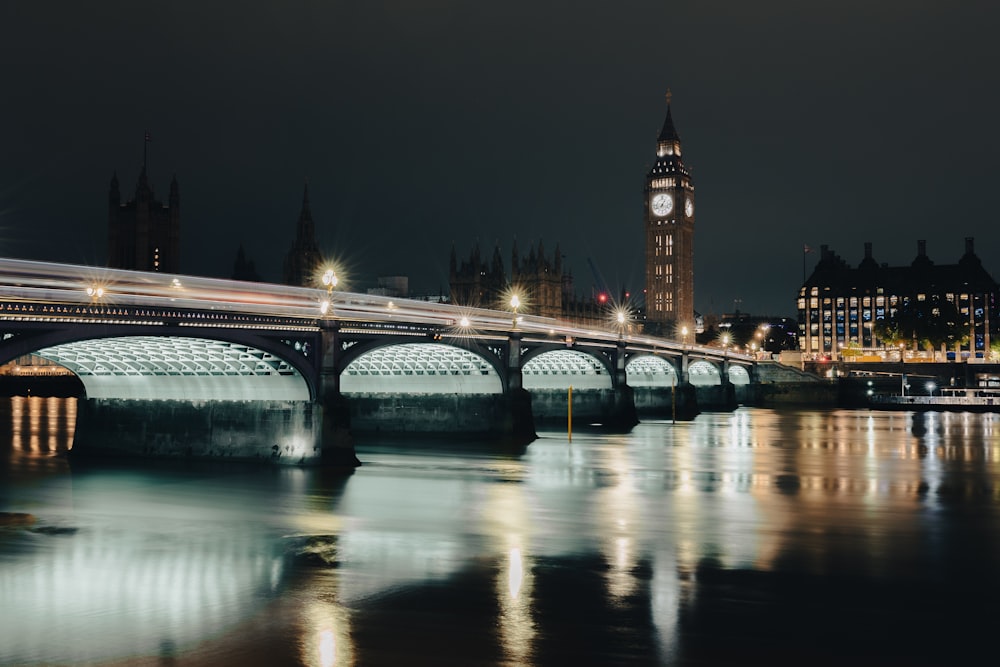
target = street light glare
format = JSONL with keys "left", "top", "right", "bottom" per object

{"left": 321, "top": 269, "right": 338, "bottom": 288}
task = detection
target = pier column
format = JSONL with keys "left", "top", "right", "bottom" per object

{"left": 503, "top": 331, "right": 535, "bottom": 441}
{"left": 719, "top": 357, "right": 737, "bottom": 410}
{"left": 609, "top": 340, "right": 638, "bottom": 430}
{"left": 319, "top": 321, "right": 360, "bottom": 467}
{"left": 675, "top": 354, "right": 699, "bottom": 420}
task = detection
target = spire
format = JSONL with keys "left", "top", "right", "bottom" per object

{"left": 109, "top": 171, "right": 120, "bottom": 206}
{"left": 657, "top": 89, "right": 681, "bottom": 143}
{"left": 300, "top": 182, "right": 312, "bottom": 221}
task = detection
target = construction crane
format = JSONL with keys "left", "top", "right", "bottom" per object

{"left": 587, "top": 257, "right": 612, "bottom": 305}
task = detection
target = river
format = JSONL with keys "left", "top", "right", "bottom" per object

{"left": 2, "top": 396, "right": 999, "bottom": 665}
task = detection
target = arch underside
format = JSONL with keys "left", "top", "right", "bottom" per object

{"left": 522, "top": 349, "right": 611, "bottom": 390}
{"left": 728, "top": 365, "right": 750, "bottom": 385}
{"left": 626, "top": 355, "right": 679, "bottom": 387}
{"left": 341, "top": 342, "right": 502, "bottom": 394}
{"left": 688, "top": 360, "right": 721, "bottom": 386}
{"left": 35, "top": 335, "right": 310, "bottom": 401}
{"left": 686, "top": 360, "right": 751, "bottom": 386}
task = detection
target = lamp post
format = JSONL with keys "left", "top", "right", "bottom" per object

{"left": 320, "top": 268, "right": 338, "bottom": 316}
{"left": 510, "top": 294, "right": 521, "bottom": 330}
{"left": 616, "top": 309, "right": 627, "bottom": 340}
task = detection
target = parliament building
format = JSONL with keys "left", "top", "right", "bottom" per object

{"left": 107, "top": 167, "right": 180, "bottom": 273}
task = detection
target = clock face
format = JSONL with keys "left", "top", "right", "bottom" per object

{"left": 685, "top": 198, "right": 694, "bottom": 217}
{"left": 650, "top": 193, "right": 673, "bottom": 217}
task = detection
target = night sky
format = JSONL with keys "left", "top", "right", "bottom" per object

{"left": 2, "top": 1, "right": 998, "bottom": 317}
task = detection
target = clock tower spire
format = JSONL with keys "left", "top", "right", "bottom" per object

{"left": 644, "top": 90, "right": 695, "bottom": 334}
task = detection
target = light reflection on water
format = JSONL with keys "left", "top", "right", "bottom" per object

{"left": 2, "top": 399, "right": 1000, "bottom": 665}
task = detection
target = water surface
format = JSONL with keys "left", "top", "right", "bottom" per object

{"left": 2, "top": 397, "right": 999, "bottom": 665}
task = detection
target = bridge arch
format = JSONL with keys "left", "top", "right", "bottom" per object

{"left": 687, "top": 360, "right": 722, "bottom": 386}
{"left": 28, "top": 334, "right": 313, "bottom": 401}
{"left": 339, "top": 342, "right": 503, "bottom": 394}
{"left": 728, "top": 365, "right": 751, "bottom": 385}
{"left": 521, "top": 349, "right": 612, "bottom": 390}
{"left": 625, "top": 355, "right": 679, "bottom": 387}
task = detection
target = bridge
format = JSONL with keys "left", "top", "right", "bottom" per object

{"left": 0, "top": 258, "right": 755, "bottom": 465}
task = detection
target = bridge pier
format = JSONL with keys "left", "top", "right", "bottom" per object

{"left": 72, "top": 398, "right": 327, "bottom": 464}
{"left": 505, "top": 331, "right": 537, "bottom": 442}
{"left": 612, "top": 340, "right": 639, "bottom": 430}
{"left": 319, "top": 323, "right": 361, "bottom": 467}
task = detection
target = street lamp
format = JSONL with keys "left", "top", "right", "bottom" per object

{"left": 320, "top": 268, "right": 338, "bottom": 317}
{"left": 321, "top": 268, "right": 338, "bottom": 292}
{"left": 926, "top": 381, "right": 936, "bottom": 397}
{"left": 681, "top": 325, "right": 689, "bottom": 347}
{"left": 510, "top": 293, "right": 521, "bottom": 329}
{"left": 615, "top": 309, "right": 627, "bottom": 339}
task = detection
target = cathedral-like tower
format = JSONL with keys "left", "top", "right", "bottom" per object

{"left": 108, "top": 140, "right": 180, "bottom": 273}
{"left": 283, "top": 184, "right": 323, "bottom": 287}
{"left": 644, "top": 91, "right": 695, "bottom": 334}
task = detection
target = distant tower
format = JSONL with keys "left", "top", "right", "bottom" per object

{"left": 283, "top": 183, "right": 323, "bottom": 287}
{"left": 644, "top": 90, "right": 695, "bottom": 333}
{"left": 108, "top": 133, "right": 180, "bottom": 272}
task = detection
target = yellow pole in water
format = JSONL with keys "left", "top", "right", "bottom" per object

{"left": 568, "top": 385, "right": 573, "bottom": 442}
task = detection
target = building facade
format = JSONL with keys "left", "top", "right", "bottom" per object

{"left": 798, "top": 238, "right": 997, "bottom": 357}
{"left": 644, "top": 91, "right": 695, "bottom": 335}
{"left": 108, "top": 167, "right": 180, "bottom": 273}
{"left": 283, "top": 184, "right": 323, "bottom": 287}
{"left": 449, "top": 241, "right": 606, "bottom": 325}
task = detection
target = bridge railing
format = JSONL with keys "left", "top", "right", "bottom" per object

{"left": 0, "top": 257, "right": 751, "bottom": 364}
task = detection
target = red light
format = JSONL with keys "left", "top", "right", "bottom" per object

{"left": 598, "top": 293, "right": 608, "bottom": 303}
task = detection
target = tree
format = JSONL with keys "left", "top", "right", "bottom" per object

{"left": 873, "top": 297, "right": 967, "bottom": 351}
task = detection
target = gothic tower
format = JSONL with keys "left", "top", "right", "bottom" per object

{"left": 644, "top": 90, "right": 695, "bottom": 333}
{"left": 108, "top": 135, "right": 180, "bottom": 273}
{"left": 283, "top": 183, "right": 323, "bottom": 287}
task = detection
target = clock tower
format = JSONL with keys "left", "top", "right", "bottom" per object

{"left": 644, "top": 90, "right": 694, "bottom": 334}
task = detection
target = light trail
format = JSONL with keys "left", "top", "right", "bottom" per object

{"left": 0, "top": 257, "right": 751, "bottom": 364}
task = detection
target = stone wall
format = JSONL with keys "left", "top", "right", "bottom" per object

{"left": 74, "top": 398, "right": 327, "bottom": 465}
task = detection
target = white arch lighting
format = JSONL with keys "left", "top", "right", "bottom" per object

{"left": 687, "top": 360, "right": 722, "bottom": 386}
{"left": 35, "top": 336, "right": 309, "bottom": 401}
{"left": 625, "top": 355, "right": 679, "bottom": 387}
{"left": 522, "top": 350, "right": 610, "bottom": 390}
{"left": 728, "top": 365, "right": 751, "bottom": 385}
{"left": 341, "top": 343, "right": 501, "bottom": 394}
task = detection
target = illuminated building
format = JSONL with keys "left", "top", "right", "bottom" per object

{"left": 798, "top": 238, "right": 997, "bottom": 357}
{"left": 449, "top": 240, "right": 605, "bottom": 324}
{"left": 283, "top": 184, "right": 323, "bottom": 287}
{"left": 644, "top": 90, "right": 695, "bottom": 335}
{"left": 107, "top": 148, "right": 180, "bottom": 273}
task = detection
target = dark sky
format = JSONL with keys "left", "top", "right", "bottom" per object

{"left": 2, "top": 1, "right": 998, "bottom": 316}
